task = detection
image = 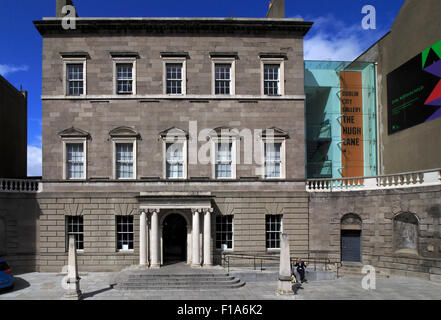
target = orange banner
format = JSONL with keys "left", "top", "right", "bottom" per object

{"left": 340, "top": 71, "right": 364, "bottom": 178}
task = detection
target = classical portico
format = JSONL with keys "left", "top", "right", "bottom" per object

{"left": 138, "top": 192, "right": 214, "bottom": 268}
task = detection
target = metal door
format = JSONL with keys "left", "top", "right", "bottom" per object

{"left": 341, "top": 230, "right": 361, "bottom": 262}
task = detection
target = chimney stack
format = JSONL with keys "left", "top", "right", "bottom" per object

{"left": 266, "top": 0, "right": 285, "bottom": 18}
{"left": 56, "top": 0, "right": 78, "bottom": 18}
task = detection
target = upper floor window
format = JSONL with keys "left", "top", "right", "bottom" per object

{"left": 67, "top": 64, "right": 84, "bottom": 96}
{"left": 109, "top": 126, "right": 140, "bottom": 180}
{"left": 263, "top": 64, "right": 280, "bottom": 95}
{"left": 160, "top": 127, "right": 188, "bottom": 179}
{"left": 116, "top": 63, "right": 134, "bottom": 94}
{"left": 61, "top": 53, "right": 88, "bottom": 96}
{"left": 215, "top": 142, "right": 233, "bottom": 178}
{"left": 66, "top": 143, "right": 85, "bottom": 179}
{"left": 111, "top": 53, "right": 138, "bottom": 95}
{"left": 209, "top": 127, "right": 238, "bottom": 179}
{"left": 166, "top": 142, "right": 185, "bottom": 179}
{"left": 210, "top": 53, "right": 237, "bottom": 95}
{"left": 161, "top": 53, "right": 188, "bottom": 95}
{"left": 166, "top": 63, "right": 183, "bottom": 94}
{"left": 261, "top": 127, "right": 288, "bottom": 180}
{"left": 260, "top": 54, "right": 286, "bottom": 96}
{"left": 115, "top": 143, "right": 135, "bottom": 179}
{"left": 59, "top": 127, "right": 90, "bottom": 180}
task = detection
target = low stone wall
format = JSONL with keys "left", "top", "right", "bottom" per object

{"left": 309, "top": 185, "right": 441, "bottom": 281}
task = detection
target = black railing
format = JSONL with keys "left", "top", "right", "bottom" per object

{"left": 221, "top": 251, "right": 335, "bottom": 273}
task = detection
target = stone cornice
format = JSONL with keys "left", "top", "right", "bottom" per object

{"left": 33, "top": 18, "right": 313, "bottom": 37}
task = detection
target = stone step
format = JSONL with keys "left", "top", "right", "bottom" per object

{"left": 121, "top": 279, "right": 241, "bottom": 285}
{"left": 126, "top": 276, "right": 235, "bottom": 281}
{"left": 115, "top": 281, "right": 246, "bottom": 290}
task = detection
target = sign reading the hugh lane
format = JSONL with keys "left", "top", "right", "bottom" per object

{"left": 340, "top": 71, "right": 364, "bottom": 178}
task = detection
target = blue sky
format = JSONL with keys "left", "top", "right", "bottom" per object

{"left": 0, "top": 0, "right": 404, "bottom": 176}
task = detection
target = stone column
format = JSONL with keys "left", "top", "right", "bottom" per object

{"left": 203, "top": 208, "right": 213, "bottom": 267}
{"left": 149, "top": 209, "right": 160, "bottom": 268}
{"left": 63, "top": 234, "right": 82, "bottom": 300}
{"left": 192, "top": 209, "right": 201, "bottom": 267}
{"left": 139, "top": 210, "right": 147, "bottom": 266}
{"left": 276, "top": 234, "right": 294, "bottom": 295}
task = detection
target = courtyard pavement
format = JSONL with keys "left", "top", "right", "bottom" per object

{"left": 0, "top": 271, "right": 440, "bottom": 300}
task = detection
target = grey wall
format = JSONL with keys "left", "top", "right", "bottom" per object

{"left": 357, "top": 0, "right": 441, "bottom": 174}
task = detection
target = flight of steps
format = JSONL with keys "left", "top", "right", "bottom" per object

{"left": 115, "top": 272, "right": 246, "bottom": 290}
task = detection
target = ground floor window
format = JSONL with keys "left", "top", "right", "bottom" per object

{"left": 66, "top": 216, "right": 84, "bottom": 251}
{"left": 116, "top": 216, "right": 134, "bottom": 251}
{"left": 216, "top": 215, "right": 233, "bottom": 250}
{"left": 266, "top": 214, "right": 282, "bottom": 249}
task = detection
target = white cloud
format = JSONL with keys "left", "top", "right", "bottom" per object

{"left": 27, "top": 145, "right": 42, "bottom": 177}
{"left": 0, "top": 64, "right": 29, "bottom": 76}
{"left": 304, "top": 14, "right": 387, "bottom": 61}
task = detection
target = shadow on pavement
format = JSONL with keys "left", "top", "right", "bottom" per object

{"left": 0, "top": 277, "right": 30, "bottom": 294}
{"left": 82, "top": 284, "right": 115, "bottom": 299}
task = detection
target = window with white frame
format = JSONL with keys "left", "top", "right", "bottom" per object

{"left": 115, "top": 143, "right": 135, "bottom": 179}
{"left": 66, "top": 64, "right": 84, "bottom": 96}
{"left": 264, "top": 142, "right": 283, "bottom": 179}
{"left": 166, "top": 63, "right": 183, "bottom": 94}
{"left": 66, "top": 216, "right": 84, "bottom": 251}
{"left": 214, "top": 64, "right": 232, "bottom": 95}
{"left": 263, "top": 64, "right": 280, "bottom": 95}
{"left": 216, "top": 215, "right": 233, "bottom": 250}
{"left": 116, "top": 216, "right": 134, "bottom": 251}
{"left": 65, "top": 142, "right": 85, "bottom": 179}
{"left": 215, "top": 142, "right": 233, "bottom": 178}
{"left": 212, "top": 139, "right": 237, "bottom": 179}
{"left": 166, "top": 142, "right": 185, "bottom": 179}
{"left": 116, "top": 63, "right": 134, "bottom": 94}
{"left": 261, "top": 57, "right": 285, "bottom": 96}
{"left": 266, "top": 214, "right": 282, "bottom": 249}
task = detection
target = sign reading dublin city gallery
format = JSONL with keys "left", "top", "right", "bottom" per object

{"left": 387, "top": 39, "right": 441, "bottom": 134}
{"left": 340, "top": 71, "right": 364, "bottom": 178}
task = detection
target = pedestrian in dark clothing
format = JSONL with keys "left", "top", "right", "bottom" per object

{"left": 295, "top": 258, "right": 308, "bottom": 283}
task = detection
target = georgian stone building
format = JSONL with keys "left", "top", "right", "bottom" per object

{"left": 32, "top": 1, "right": 313, "bottom": 271}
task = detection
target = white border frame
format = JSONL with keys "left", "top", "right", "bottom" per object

{"left": 261, "top": 138, "right": 286, "bottom": 180}
{"left": 63, "top": 58, "right": 87, "bottom": 97}
{"left": 210, "top": 137, "right": 237, "bottom": 180}
{"left": 211, "top": 58, "right": 236, "bottom": 95}
{"left": 260, "top": 58, "right": 285, "bottom": 96}
{"left": 163, "top": 57, "right": 187, "bottom": 95}
{"left": 265, "top": 214, "right": 283, "bottom": 252}
{"left": 112, "top": 57, "right": 137, "bottom": 95}
{"left": 62, "top": 138, "right": 87, "bottom": 180}
{"left": 112, "top": 138, "right": 137, "bottom": 180}
{"left": 162, "top": 137, "right": 188, "bottom": 179}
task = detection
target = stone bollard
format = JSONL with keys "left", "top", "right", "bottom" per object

{"left": 63, "top": 234, "right": 82, "bottom": 300}
{"left": 276, "top": 234, "right": 294, "bottom": 295}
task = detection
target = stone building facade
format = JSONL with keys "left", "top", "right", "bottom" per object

{"left": 32, "top": 4, "right": 313, "bottom": 272}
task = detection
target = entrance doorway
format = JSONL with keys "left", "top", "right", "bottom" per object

{"left": 341, "top": 230, "right": 362, "bottom": 262}
{"left": 162, "top": 214, "right": 187, "bottom": 264}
